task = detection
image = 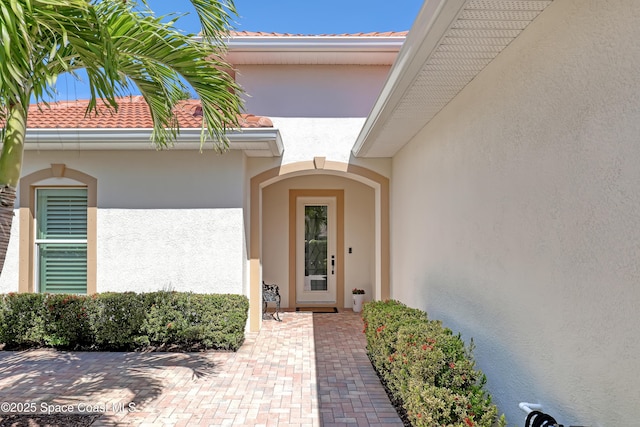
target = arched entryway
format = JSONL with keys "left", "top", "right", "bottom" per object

{"left": 249, "top": 159, "right": 389, "bottom": 331}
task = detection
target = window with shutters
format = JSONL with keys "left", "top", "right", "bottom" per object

{"left": 35, "top": 188, "right": 88, "bottom": 294}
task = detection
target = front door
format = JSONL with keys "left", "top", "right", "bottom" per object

{"left": 296, "top": 196, "right": 337, "bottom": 304}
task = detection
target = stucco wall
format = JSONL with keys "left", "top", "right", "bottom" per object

{"left": 262, "top": 174, "right": 375, "bottom": 308}
{"left": 237, "top": 63, "right": 391, "bottom": 170}
{"left": 272, "top": 117, "right": 366, "bottom": 166}
{"left": 236, "top": 64, "right": 391, "bottom": 118}
{"left": 1, "top": 149, "right": 247, "bottom": 294}
{"left": 0, "top": 214, "right": 19, "bottom": 292}
{"left": 244, "top": 118, "right": 392, "bottom": 181}
{"left": 97, "top": 208, "right": 243, "bottom": 294}
{"left": 389, "top": 1, "right": 640, "bottom": 426}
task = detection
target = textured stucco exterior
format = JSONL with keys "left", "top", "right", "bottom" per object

{"left": 242, "top": 116, "right": 392, "bottom": 188}
{"left": 388, "top": 1, "right": 640, "bottom": 426}
{"left": 16, "top": 149, "right": 245, "bottom": 208}
{"left": 236, "top": 64, "right": 392, "bottom": 118}
{"left": 272, "top": 118, "right": 366, "bottom": 166}
{"left": 97, "top": 208, "right": 244, "bottom": 294}
{"left": 0, "top": 215, "right": 18, "bottom": 291}
{"left": 1, "top": 150, "right": 247, "bottom": 294}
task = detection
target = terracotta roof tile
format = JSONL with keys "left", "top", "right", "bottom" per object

{"left": 19, "top": 96, "right": 272, "bottom": 130}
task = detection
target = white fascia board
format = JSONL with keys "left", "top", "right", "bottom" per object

{"left": 222, "top": 36, "right": 405, "bottom": 65}
{"left": 225, "top": 36, "right": 405, "bottom": 52}
{"left": 352, "top": 0, "right": 467, "bottom": 157}
{"left": 23, "top": 128, "right": 284, "bottom": 157}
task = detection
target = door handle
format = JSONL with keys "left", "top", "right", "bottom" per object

{"left": 331, "top": 255, "right": 335, "bottom": 274}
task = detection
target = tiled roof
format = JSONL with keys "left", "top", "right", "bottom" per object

{"left": 21, "top": 96, "right": 272, "bottom": 129}
{"left": 229, "top": 31, "right": 408, "bottom": 37}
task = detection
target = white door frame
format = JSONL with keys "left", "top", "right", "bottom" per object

{"left": 295, "top": 196, "right": 337, "bottom": 304}
{"left": 288, "top": 189, "right": 344, "bottom": 309}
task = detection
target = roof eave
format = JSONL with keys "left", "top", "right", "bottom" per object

{"left": 353, "top": 0, "right": 555, "bottom": 158}
{"left": 352, "top": 0, "right": 466, "bottom": 158}
{"left": 23, "top": 128, "right": 284, "bottom": 157}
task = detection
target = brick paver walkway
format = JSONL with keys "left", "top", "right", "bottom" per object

{"left": 0, "top": 310, "right": 402, "bottom": 426}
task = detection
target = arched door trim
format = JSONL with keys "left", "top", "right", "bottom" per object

{"left": 249, "top": 159, "right": 389, "bottom": 331}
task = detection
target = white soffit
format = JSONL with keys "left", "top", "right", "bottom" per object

{"left": 23, "top": 128, "right": 284, "bottom": 157}
{"left": 224, "top": 36, "right": 405, "bottom": 65}
{"left": 353, "top": 0, "right": 554, "bottom": 158}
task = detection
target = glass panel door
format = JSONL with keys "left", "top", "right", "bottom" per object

{"left": 296, "top": 197, "right": 336, "bottom": 304}
{"left": 305, "top": 205, "right": 328, "bottom": 292}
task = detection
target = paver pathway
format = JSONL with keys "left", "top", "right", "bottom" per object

{"left": 0, "top": 310, "right": 403, "bottom": 426}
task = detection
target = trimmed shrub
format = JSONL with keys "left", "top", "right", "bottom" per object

{"left": 41, "top": 294, "right": 92, "bottom": 348}
{"left": 362, "top": 299, "right": 428, "bottom": 388}
{"left": 89, "top": 292, "right": 148, "bottom": 350}
{"left": 0, "top": 291, "right": 249, "bottom": 352}
{"left": 362, "top": 300, "right": 504, "bottom": 427}
{"left": 0, "top": 293, "right": 47, "bottom": 348}
{"left": 141, "top": 292, "right": 248, "bottom": 350}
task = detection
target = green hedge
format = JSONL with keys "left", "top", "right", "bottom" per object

{"left": 362, "top": 300, "right": 505, "bottom": 427}
{"left": 0, "top": 291, "right": 249, "bottom": 351}
{"left": 141, "top": 292, "right": 249, "bottom": 351}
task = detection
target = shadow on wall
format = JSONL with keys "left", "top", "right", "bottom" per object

{"left": 416, "top": 277, "right": 585, "bottom": 427}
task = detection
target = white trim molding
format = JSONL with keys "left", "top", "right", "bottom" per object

{"left": 223, "top": 35, "right": 405, "bottom": 65}
{"left": 23, "top": 128, "right": 284, "bottom": 157}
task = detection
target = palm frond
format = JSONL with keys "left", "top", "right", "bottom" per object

{"left": 97, "top": 0, "right": 242, "bottom": 148}
{"left": 1, "top": 0, "right": 242, "bottom": 177}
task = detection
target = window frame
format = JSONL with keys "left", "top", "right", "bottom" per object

{"left": 18, "top": 164, "right": 97, "bottom": 294}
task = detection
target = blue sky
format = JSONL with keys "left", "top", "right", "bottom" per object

{"left": 49, "top": 0, "right": 424, "bottom": 101}
{"left": 150, "top": 0, "right": 423, "bottom": 35}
